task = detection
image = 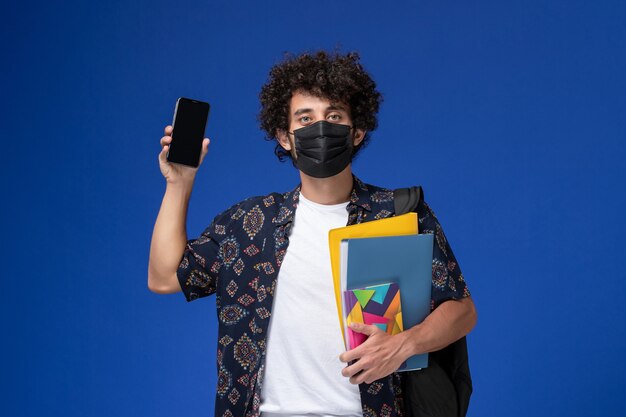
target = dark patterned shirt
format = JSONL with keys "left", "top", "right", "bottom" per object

{"left": 177, "top": 176, "right": 470, "bottom": 417}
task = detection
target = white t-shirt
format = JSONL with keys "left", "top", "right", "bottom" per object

{"left": 259, "top": 193, "right": 362, "bottom": 417}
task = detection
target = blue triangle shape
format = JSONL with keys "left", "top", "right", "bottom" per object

{"left": 371, "top": 283, "right": 391, "bottom": 304}
{"left": 374, "top": 323, "right": 387, "bottom": 332}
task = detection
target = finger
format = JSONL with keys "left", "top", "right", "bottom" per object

{"left": 339, "top": 345, "right": 363, "bottom": 363}
{"left": 341, "top": 360, "right": 365, "bottom": 379}
{"left": 349, "top": 373, "right": 363, "bottom": 385}
{"left": 350, "top": 369, "right": 373, "bottom": 385}
{"left": 200, "top": 138, "right": 210, "bottom": 156}
{"left": 158, "top": 144, "right": 169, "bottom": 164}
{"left": 164, "top": 125, "right": 172, "bottom": 136}
{"left": 350, "top": 322, "right": 379, "bottom": 336}
{"left": 160, "top": 135, "right": 172, "bottom": 147}
{"left": 198, "top": 138, "right": 210, "bottom": 165}
{"left": 360, "top": 368, "right": 384, "bottom": 385}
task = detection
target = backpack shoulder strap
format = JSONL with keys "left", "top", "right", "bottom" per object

{"left": 393, "top": 185, "right": 473, "bottom": 417}
{"left": 393, "top": 186, "right": 424, "bottom": 215}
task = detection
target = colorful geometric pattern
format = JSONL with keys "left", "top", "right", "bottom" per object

{"left": 344, "top": 283, "right": 403, "bottom": 350}
{"left": 218, "top": 236, "right": 240, "bottom": 268}
{"left": 219, "top": 304, "right": 248, "bottom": 326}
{"left": 233, "top": 333, "right": 259, "bottom": 371}
{"left": 226, "top": 280, "right": 238, "bottom": 297}
{"left": 175, "top": 177, "right": 471, "bottom": 417}
{"left": 243, "top": 205, "right": 265, "bottom": 240}
{"left": 244, "top": 244, "right": 260, "bottom": 257}
{"left": 217, "top": 364, "right": 232, "bottom": 398}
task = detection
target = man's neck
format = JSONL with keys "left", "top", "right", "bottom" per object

{"left": 299, "top": 166, "right": 354, "bottom": 205}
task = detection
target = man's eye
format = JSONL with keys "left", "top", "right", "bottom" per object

{"left": 299, "top": 116, "right": 312, "bottom": 123}
{"left": 328, "top": 114, "right": 342, "bottom": 121}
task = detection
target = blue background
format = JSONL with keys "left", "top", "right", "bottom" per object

{"left": 2, "top": 1, "right": 625, "bottom": 416}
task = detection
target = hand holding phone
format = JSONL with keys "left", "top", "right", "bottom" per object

{"left": 167, "top": 97, "right": 210, "bottom": 167}
{"left": 158, "top": 98, "right": 210, "bottom": 184}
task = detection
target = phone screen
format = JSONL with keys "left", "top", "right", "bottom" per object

{"left": 167, "top": 98, "right": 210, "bottom": 167}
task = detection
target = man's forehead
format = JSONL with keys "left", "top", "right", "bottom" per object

{"left": 290, "top": 92, "right": 348, "bottom": 113}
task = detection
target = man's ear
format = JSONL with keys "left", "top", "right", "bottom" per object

{"left": 276, "top": 130, "right": 292, "bottom": 151}
{"left": 353, "top": 129, "right": 366, "bottom": 147}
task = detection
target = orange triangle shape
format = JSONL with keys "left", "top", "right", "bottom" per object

{"left": 384, "top": 291, "right": 402, "bottom": 320}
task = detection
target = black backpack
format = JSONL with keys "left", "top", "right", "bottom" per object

{"left": 394, "top": 186, "right": 473, "bottom": 417}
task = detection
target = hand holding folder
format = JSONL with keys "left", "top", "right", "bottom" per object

{"left": 329, "top": 212, "right": 434, "bottom": 371}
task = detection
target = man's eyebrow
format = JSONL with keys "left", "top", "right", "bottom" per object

{"left": 293, "top": 108, "right": 313, "bottom": 116}
{"left": 293, "top": 104, "right": 347, "bottom": 116}
{"left": 327, "top": 104, "right": 347, "bottom": 111}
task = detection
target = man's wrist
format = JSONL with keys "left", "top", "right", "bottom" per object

{"left": 165, "top": 179, "right": 194, "bottom": 197}
{"left": 402, "top": 323, "right": 431, "bottom": 358}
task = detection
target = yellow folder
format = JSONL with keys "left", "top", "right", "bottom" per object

{"left": 328, "top": 212, "right": 419, "bottom": 344}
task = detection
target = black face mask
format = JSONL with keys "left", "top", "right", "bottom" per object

{"left": 291, "top": 121, "right": 354, "bottom": 178}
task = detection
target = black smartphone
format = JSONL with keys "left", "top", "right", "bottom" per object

{"left": 167, "top": 97, "right": 210, "bottom": 167}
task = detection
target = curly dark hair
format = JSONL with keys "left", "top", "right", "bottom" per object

{"left": 258, "top": 50, "right": 383, "bottom": 162}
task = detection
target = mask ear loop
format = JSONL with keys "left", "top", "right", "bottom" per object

{"left": 350, "top": 126, "right": 362, "bottom": 157}
{"left": 283, "top": 130, "right": 298, "bottom": 161}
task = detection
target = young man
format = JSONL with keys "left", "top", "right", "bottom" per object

{"left": 148, "top": 51, "right": 476, "bottom": 417}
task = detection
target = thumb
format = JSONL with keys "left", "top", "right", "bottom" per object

{"left": 159, "top": 144, "right": 170, "bottom": 165}
{"left": 350, "top": 322, "right": 379, "bottom": 336}
{"left": 198, "top": 138, "right": 211, "bottom": 165}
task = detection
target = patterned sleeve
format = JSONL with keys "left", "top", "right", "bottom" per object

{"left": 176, "top": 206, "right": 235, "bottom": 302}
{"left": 417, "top": 199, "right": 471, "bottom": 310}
